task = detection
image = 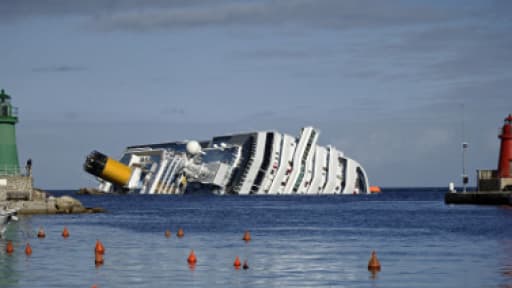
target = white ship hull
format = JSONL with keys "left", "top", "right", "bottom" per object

{"left": 84, "top": 126, "right": 370, "bottom": 195}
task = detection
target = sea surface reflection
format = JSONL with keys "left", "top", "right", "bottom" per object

{"left": 1, "top": 188, "right": 512, "bottom": 287}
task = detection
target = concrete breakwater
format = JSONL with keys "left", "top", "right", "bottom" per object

{"left": 0, "top": 175, "right": 104, "bottom": 214}
{"left": 444, "top": 114, "right": 512, "bottom": 206}
{"left": 1, "top": 188, "right": 104, "bottom": 214}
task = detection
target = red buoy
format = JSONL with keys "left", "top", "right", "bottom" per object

{"left": 187, "top": 250, "right": 197, "bottom": 264}
{"left": 25, "top": 242, "right": 32, "bottom": 256}
{"left": 369, "top": 186, "right": 381, "bottom": 193}
{"left": 37, "top": 227, "right": 46, "bottom": 238}
{"left": 95, "top": 252, "right": 104, "bottom": 266}
{"left": 368, "top": 251, "right": 381, "bottom": 271}
{"left": 233, "top": 256, "right": 241, "bottom": 269}
{"left": 498, "top": 114, "right": 512, "bottom": 178}
{"left": 95, "top": 240, "right": 105, "bottom": 255}
{"left": 242, "top": 230, "right": 251, "bottom": 242}
{"left": 6, "top": 240, "right": 14, "bottom": 254}
{"left": 62, "top": 227, "right": 70, "bottom": 238}
{"left": 177, "top": 228, "right": 184, "bottom": 238}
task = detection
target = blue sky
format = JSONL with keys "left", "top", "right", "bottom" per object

{"left": 1, "top": 0, "right": 511, "bottom": 189}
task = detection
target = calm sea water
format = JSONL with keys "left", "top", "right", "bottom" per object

{"left": 1, "top": 188, "right": 512, "bottom": 288}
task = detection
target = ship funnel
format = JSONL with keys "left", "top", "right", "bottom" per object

{"left": 84, "top": 151, "right": 132, "bottom": 186}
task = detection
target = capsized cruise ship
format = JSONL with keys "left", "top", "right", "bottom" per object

{"left": 84, "top": 126, "right": 370, "bottom": 195}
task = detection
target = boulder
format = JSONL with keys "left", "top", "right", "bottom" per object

{"left": 55, "top": 195, "right": 85, "bottom": 213}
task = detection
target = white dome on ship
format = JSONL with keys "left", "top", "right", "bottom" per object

{"left": 186, "top": 140, "right": 202, "bottom": 155}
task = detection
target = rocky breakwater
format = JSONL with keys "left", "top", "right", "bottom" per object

{"left": 0, "top": 188, "right": 105, "bottom": 215}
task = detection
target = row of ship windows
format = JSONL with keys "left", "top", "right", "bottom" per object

{"left": 238, "top": 131, "right": 345, "bottom": 193}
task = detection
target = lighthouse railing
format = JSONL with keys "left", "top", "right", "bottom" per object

{"left": 0, "top": 105, "right": 18, "bottom": 117}
{"left": 0, "top": 165, "right": 20, "bottom": 176}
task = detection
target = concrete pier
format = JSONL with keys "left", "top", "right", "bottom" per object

{"left": 0, "top": 188, "right": 104, "bottom": 214}
{"left": 445, "top": 191, "right": 512, "bottom": 205}
{"left": 445, "top": 114, "right": 512, "bottom": 206}
{"left": 0, "top": 176, "right": 104, "bottom": 214}
{"left": 0, "top": 175, "right": 33, "bottom": 201}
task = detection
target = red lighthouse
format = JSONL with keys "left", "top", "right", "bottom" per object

{"left": 446, "top": 114, "right": 512, "bottom": 204}
{"left": 498, "top": 114, "right": 512, "bottom": 178}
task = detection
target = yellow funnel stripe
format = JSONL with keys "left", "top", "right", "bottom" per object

{"left": 100, "top": 158, "right": 132, "bottom": 186}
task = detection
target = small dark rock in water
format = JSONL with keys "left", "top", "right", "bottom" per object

{"left": 85, "top": 207, "right": 106, "bottom": 213}
{"left": 77, "top": 187, "right": 106, "bottom": 195}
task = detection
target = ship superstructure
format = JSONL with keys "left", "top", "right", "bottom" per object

{"left": 84, "top": 126, "right": 370, "bottom": 195}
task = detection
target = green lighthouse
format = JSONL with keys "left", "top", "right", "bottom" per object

{"left": 0, "top": 89, "right": 20, "bottom": 175}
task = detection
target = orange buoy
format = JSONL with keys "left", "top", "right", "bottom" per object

{"left": 233, "top": 256, "right": 241, "bottom": 269}
{"left": 6, "top": 240, "right": 14, "bottom": 254}
{"left": 95, "top": 252, "right": 104, "bottom": 265}
{"left": 177, "top": 228, "right": 184, "bottom": 238}
{"left": 62, "top": 227, "right": 70, "bottom": 238}
{"left": 242, "top": 230, "right": 251, "bottom": 242}
{"left": 37, "top": 227, "right": 46, "bottom": 238}
{"left": 242, "top": 260, "right": 249, "bottom": 270}
{"left": 165, "top": 229, "right": 171, "bottom": 238}
{"left": 369, "top": 186, "right": 381, "bottom": 193}
{"left": 187, "top": 250, "right": 197, "bottom": 264}
{"left": 91, "top": 285, "right": 98, "bottom": 288}
{"left": 95, "top": 240, "right": 105, "bottom": 255}
{"left": 368, "top": 251, "right": 381, "bottom": 271}
{"left": 25, "top": 242, "right": 32, "bottom": 256}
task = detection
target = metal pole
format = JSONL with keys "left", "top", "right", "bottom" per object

{"left": 461, "top": 104, "right": 468, "bottom": 193}
{"left": 462, "top": 142, "right": 468, "bottom": 193}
